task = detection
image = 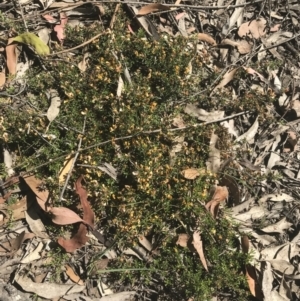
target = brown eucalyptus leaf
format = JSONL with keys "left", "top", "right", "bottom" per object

{"left": 198, "top": 33, "right": 216, "bottom": 45}
{"left": 50, "top": 207, "right": 84, "bottom": 225}
{"left": 138, "top": 3, "right": 170, "bottom": 16}
{"left": 65, "top": 265, "right": 84, "bottom": 285}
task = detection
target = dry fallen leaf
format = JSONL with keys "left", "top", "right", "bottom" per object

{"left": 65, "top": 265, "right": 85, "bottom": 285}
{"left": 205, "top": 186, "right": 228, "bottom": 218}
{"left": 50, "top": 207, "right": 84, "bottom": 226}
{"left": 22, "top": 175, "right": 49, "bottom": 211}
{"left": 54, "top": 12, "right": 68, "bottom": 43}
{"left": 176, "top": 234, "right": 190, "bottom": 247}
{"left": 138, "top": 3, "right": 170, "bottom": 16}
{"left": 212, "top": 68, "right": 238, "bottom": 93}
{"left": 16, "top": 274, "right": 85, "bottom": 299}
{"left": 59, "top": 154, "right": 75, "bottom": 185}
{"left": 192, "top": 231, "right": 208, "bottom": 272}
{"left": 181, "top": 168, "right": 205, "bottom": 180}
{"left": 6, "top": 38, "right": 18, "bottom": 75}
{"left": 197, "top": 33, "right": 216, "bottom": 45}
{"left": 238, "top": 18, "right": 267, "bottom": 39}
{"left": 57, "top": 176, "right": 95, "bottom": 252}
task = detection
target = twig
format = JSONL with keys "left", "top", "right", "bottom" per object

{"left": 47, "top": 30, "right": 110, "bottom": 56}
{"left": 47, "top": 0, "right": 265, "bottom": 11}
{"left": 58, "top": 115, "right": 86, "bottom": 203}
{"left": 16, "top": 0, "right": 28, "bottom": 32}
{"left": 110, "top": 3, "right": 121, "bottom": 29}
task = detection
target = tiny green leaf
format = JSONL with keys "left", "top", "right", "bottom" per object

{"left": 12, "top": 32, "right": 50, "bottom": 55}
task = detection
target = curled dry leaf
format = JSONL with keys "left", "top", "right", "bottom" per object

{"left": 192, "top": 231, "right": 208, "bottom": 272}
{"left": 138, "top": 3, "right": 170, "bottom": 16}
{"left": 238, "top": 18, "right": 267, "bottom": 39}
{"left": 205, "top": 186, "right": 228, "bottom": 218}
{"left": 197, "top": 33, "right": 216, "bottom": 45}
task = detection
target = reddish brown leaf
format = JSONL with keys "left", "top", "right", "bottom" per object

{"left": 54, "top": 12, "right": 68, "bottom": 43}
{"left": 6, "top": 38, "right": 17, "bottom": 75}
{"left": 58, "top": 223, "right": 88, "bottom": 253}
{"left": 138, "top": 3, "right": 170, "bottom": 16}
{"left": 57, "top": 176, "right": 95, "bottom": 252}
{"left": 75, "top": 176, "right": 94, "bottom": 228}
{"left": 50, "top": 207, "right": 84, "bottom": 225}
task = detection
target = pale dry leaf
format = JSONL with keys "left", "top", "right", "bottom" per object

{"left": 78, "top": 52, "right": 90, "bottom": 73}
{"left": 21, "top": 241, "right": 43, "bottom": 263}
{"left": 25, "top": 205, "right": 49, "bottom": 239}
{"left": 3, "top": 148, "right": 15, "bottom": 176}
{"left": 138, "top": 3, "right": 170, "bottom": 16}
{"left": 233, "top": 206, "right": 266, "bottom": 221}
{"left": 291, "top": 99, "right": 300, "bottom": 117}
{"left": 268, "top": 259, "right": 295, "bottom": 275}
{"left": 138, "top": 235, "right": 153, "bottom": 252}
{"left": 206, "top": 132, "right": 220, "bottom": 173}
{"left": 212, "top": 68, "right": 238, "bottom": 93}
{"left": 181, "top": 168, "right": 200, "bottom": 180}
{"left": 235, "top": 116, "right": 259, "bottom": 143}
{"left": 38, "top": 28, "right": 50, "bottom": 45}
{"left": 197, "top": 33, "right": 216, "bottom": 45}
{"left": 50, "top": 207, "right": 84, "bottom": 225}
{"left": 237, "top": 40, "right": 252, "bottom": 54}
{"left": 258, "top": 193, "right": 294, "bottom": 203}
{"left": 238, "top": 18, "right": 267, "bottom": 39}
{"left": 16, "top": 274, "right": 85, "bottom": 298}
{"left": 184, "top": 104, "right": 224, "bottom": 122}
{"left": 261, "top": 217, "right": 293, "bottom": 234}
{"left": 65, "top": 265, "right": 85, "bottom": 285}
{"left": 262, "top": 262, "right": 274, "bottom": 301}
{"left": 176, "top": 234, "right": 190, "bottom": 247}
{"left": 116, "top": 75, "right": 124, "bottom": 97}
{"left": 46, "top": 89, "right": 61, "bottom": 123}
{"left": 100, "top": 291, "right": 136, "bottom": 301}
{"left": 172, "top": 115, "right": 185, "bottom": 128}
{"left": 192, "top": 231, "right": 208, "bottom": 271}
{"left": 260, "top": 243, "right": 288, "bottom": 260}
{"left": 245, "top": 265, "right": 263, "bottom": 300}
{"left": 98, "top": 163, "right": 118, "bottom": 181}
{"left": 59, "top": 154, "right": 75, "bottom": 185}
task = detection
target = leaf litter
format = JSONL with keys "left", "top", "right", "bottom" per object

{"left": 0, "top": 0, "right": 300, "bottom": 300}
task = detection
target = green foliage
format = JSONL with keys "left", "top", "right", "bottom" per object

{"left": 0, "top": 7, "right": 263, "bottom": 300}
